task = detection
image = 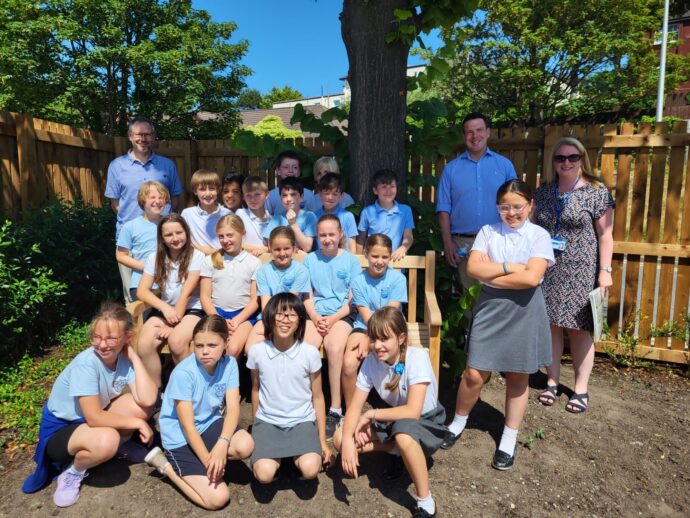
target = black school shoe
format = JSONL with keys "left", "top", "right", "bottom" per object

{"left": 440, "top": 430, "right": 460, "bottom": 450}
{"left": 411, "top": 506, "right": 436, "bottom": 517}
{"left": 491, "top": 447, "right": 516, "bottom": 471}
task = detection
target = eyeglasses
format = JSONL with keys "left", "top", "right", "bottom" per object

{"left": 496, "top": 203, "right": 528, "bottom": 214}
{"left": 275, "top": 312, "right": 299, "bottom": 322}
{"left": 131, "top": 132, "right": 154, "bottom": 139}
{"left": 91, "top": 335, "right": 123, "bottom": 346}
{"left": 553, "top": 154, "right": 581, "bottom": 163}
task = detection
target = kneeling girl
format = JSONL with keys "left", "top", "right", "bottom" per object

{"left": 335, "top": 307, "right": 447, "bottom": 518}
{"left": 248, "top": 293, "right": 332, "bottom": 483}
{"left": 145, "top": 315, "right": 254, "bottom": 510}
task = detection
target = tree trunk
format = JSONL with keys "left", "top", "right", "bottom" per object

{"left": 341, "top": 0, "right": 412, "bottom": 205}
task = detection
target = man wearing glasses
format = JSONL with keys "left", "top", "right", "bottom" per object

{"left": 436, "top": 113, "right": 517, "bottom": 291}
{"left": 105, "top": 116, "right": 183, "bottom": 303}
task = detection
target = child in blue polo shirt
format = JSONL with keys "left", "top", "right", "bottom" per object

{"left": 265, "top": 150, "right": 322, "bottom": 215}
{"left": 245, "top": 226, "right": 322, "bottom": 352}
{"left": 263, "top": 177, "right": 317, "bottom": 252}
{"left": 182, "top": 169, "right": 231, "bottom": 255}
{"left": 314, "top": 173, "right": 358, "bottom": 252}
{"left": 357, "top": 169, "right": 415, "bottom": 261}
{"left": 144, "top": 315, "right": 254, "bottom": 510}
{"left": 116, "top": 181, "right": 169, "bottom": 301}
{"left": 304, "top": 214, "right": 362, "bottom": 439}
{"left": 342, "top": 233, "right": 407, "bottom": 408}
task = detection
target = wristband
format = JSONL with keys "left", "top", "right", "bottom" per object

{"left": 218, "top": 434, "right": 231, "bottom": 445}
{"left": 372, "top": 410, "right": 377, "bottom": 422}
{"left": 502, "top": 261, "right": 509, "bottom": 275}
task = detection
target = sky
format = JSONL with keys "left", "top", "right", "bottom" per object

{"left": 193, "top": 0, "right": 442, "bottom": 99}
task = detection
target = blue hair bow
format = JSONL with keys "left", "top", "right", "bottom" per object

{"left": 393, "top": 363, "right": 404, "bottom": 375}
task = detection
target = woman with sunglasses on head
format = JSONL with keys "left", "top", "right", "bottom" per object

{"left": 533, "top": 137, "right": 614, "bottom": 414}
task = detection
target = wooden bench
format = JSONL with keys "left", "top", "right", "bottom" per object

{"left": 127, "top": 251, "right": 442, "bottom": 381}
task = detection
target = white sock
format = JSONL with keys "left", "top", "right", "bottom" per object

{"left": 416, "top": 493, "right": 435, "bottom": 514}
{"left": 448, "top": 413, "right": 468, "bottom": 437}
{"left": 329, "top": 407, "right": 342, "bottom": 416}
{"left": 66, "top": 464, "right": 86, "bottom": 476}
{"left": 498, "top": 425, "right": 518, "bottom": 455}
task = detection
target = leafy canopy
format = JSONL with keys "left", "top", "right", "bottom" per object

{"left": 259, "top": 85, "right": 304, "bottom": 109}
{"left": 0, "top": 0, "right": 249, "bottom": 138}
{"left": 243, "top": 115, "right": 303, "bottom": 139}
{"left": 423, "top": 0, "right": 690, "bottom": 125}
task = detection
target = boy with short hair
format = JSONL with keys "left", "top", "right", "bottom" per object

{"left": 314, "top": 173, "right": 358, "bottom": 252}
{"left": 236, "top": 175, "right": 271, "bottom": 256}
{"left": 181, "top": 169, "right": 231, "bottom": 255}
{"left": 265, "top": 151, "right": 322, "bottom": 215}
{"left": 221, "top": 172, "right": 245, "bottom": 212}
{"left": 263, "top": 177, "right": 317, "bottom": 252}
{"left": 357, "top": 169, "right": 414, "bottom": 260}
{"left": 116, "top": 181, "right": 170, "bottom": 301}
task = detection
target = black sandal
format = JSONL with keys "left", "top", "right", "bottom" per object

{"left": 537, "top": 385, "right": 559, "bottom": 406}
{"left": 566, "top": 392, "right": 589, "bottom": 414}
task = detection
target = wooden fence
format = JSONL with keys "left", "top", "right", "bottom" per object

{"left": 0, "top": 111, "right": 689, "bottom": 364}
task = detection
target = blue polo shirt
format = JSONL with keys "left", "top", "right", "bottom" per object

{"left": 314, "top": 206, "right": 358, "bottom": 252}
{"left": 105, "top": 151, "right": 183, "bottom": 238}
{"left": 435, "top": 148, "right": 517, "bottom": 235}
{"left": 262, "top": 210, "right": 317, "bottom": 247}
{"left": 358, "top": 201, "right": 415, "bottom": 251}
{"left": 351, "top": 268, "right": 408, "bottom": 330}
{"left": 116, "top": 216, "right": 158, "bottom": 289}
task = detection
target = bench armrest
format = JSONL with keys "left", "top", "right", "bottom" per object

{"left": 423, "top": 290, "right": 442, "bottom": 327}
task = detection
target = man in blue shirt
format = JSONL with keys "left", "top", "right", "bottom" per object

{"left": 436, "top": 113, "right": 517, "bottom": 290}
{"left": 105, "top": 117, "right": 183, "bottom": 303}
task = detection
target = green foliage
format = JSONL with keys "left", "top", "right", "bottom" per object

{"left": 0, "top": 221, "right": 67, "bottom": 360}
{"left": 0, "top": 0, "right": 249, "bottom": 138}
{"left": 522, "top": 427, "right": 546, "bottom": 449}
{"left": 9, "top": 200, "right": 121, "bottom": 326}
{"left": 603, "top": 312, "right": 651, "bottom": 368}
{"left": 421, "top": 0, "right": 690, "bottom": 125}
{"left": 237, "top": 88, "right": 263, "bottom": 109}
{"left": 259, "top": 85, "right": 303, "bottom": 109}
{"left": 0, "top": 322, "right": 89, "bottom": 448}
{"left": 244, "top": 115, "right": 303, "bottom": 139}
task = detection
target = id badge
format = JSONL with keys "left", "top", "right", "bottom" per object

{"left": 551, "top": 237, "right": 566, "bottom": 251}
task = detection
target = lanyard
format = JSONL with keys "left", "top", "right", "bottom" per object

{"left": 554, "top": 176, "right": 580, "bottom": 235}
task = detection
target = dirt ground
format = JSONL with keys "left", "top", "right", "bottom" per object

{"left": 0, "top": 357, "right": 688, "bottom": 518}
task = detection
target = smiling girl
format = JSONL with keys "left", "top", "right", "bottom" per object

{"left": 145, "top": 315, "right": 254, "bottom": 510}
{"left": 200, "top": 214, "right": 261, "bottom": 358}
{"left": 136, "top": 214, "right": 205, "bottom": 385}
{"left": 23, "top": 302, "right": 157, "bottom": 507}
{"left": 441, "top": 179, "right": 555, "bottom": 471}
{"left": 245, "top": 226, "right": 321, "bottom": 352}
{"left": 334, "top": 307, "right": 447, "bottom": 518}
{"left": 247, "top": 293, "right": 332, "bottom": 484}
{"left": 304, "top": 214, "right": 362, "bottom": 438}
{"left": 342, "top": 233, "right": 407, "bottom": 409}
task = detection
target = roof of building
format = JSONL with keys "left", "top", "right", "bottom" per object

{"left": 238, "top": 105, "right": 345, "bottom": 137}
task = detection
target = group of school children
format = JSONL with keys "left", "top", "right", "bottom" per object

{"left": 24, "top": 151, "right": 555, "bottom": 518}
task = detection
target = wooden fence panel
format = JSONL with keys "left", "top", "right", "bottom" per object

{"left": 2, "top": 110, "right": 689, "bottom": 362}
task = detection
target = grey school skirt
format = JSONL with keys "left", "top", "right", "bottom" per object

{"left": 250, "top": 419, "right": 321, "bottom": 463}
{"left": 373, "top": 404, "right": 448, "bottom": 457}
{"left": 467, "top": 285, "right": 552, "bottom": 374}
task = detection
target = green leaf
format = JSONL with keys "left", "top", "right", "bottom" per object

{"left": 393, "top": 9, "right": 414, "bottom": 21}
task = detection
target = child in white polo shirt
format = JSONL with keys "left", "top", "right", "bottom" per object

{"left": 200, "top": 214, "right": 261, "bottom": 358}
{"left": 182, "top": 169, "right": 231, "bottom": 255}
{"left": 236, "top": 175, "right": 271, "bottom": 257}
{"left": 247, "top": 293, "right": 332, "bottom": 484}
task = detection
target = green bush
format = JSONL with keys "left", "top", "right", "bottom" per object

{"left": 9, "top": 200, "right": 121, "bottom": 322}
{"left": 0, "top": 221, "right": 67, "bottom": 361}
{"left": 0, "top": 322, "right": 89, "bottom": 447}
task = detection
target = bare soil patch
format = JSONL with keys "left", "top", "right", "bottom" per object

{"left": 1, "top": 358, "right": 688, "bottom": 517}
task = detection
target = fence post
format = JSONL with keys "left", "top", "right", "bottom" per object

{"left": 541, "top": 125, "right": 563, "bottom": 180}
{"left": 15, "top": 113, "right": 38, "bottom": 214}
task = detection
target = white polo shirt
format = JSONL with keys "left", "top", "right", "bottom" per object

{"left": 246, "top": 340, "right": 322, "bottom": 427}
{"left": 471, "top": 220, "right": 555, "bottom": 287}
{"left": 236, "top": 207, "right": 271, "bottom": 247}
{"left": 356, "top": 347, "right": 438, "bottom": 414}
{"left": 200, "top": 250, "right": 261, "bottom": 311}
{"left": 143, "top": 249, "right": 204, "bottom": 309}
{"left": 181, "top": 204, "right": 232, "bottom": 249}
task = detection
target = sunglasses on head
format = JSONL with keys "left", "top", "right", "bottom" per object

{"left": 553, "top": 154, "right": 581, "bottom": 163}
